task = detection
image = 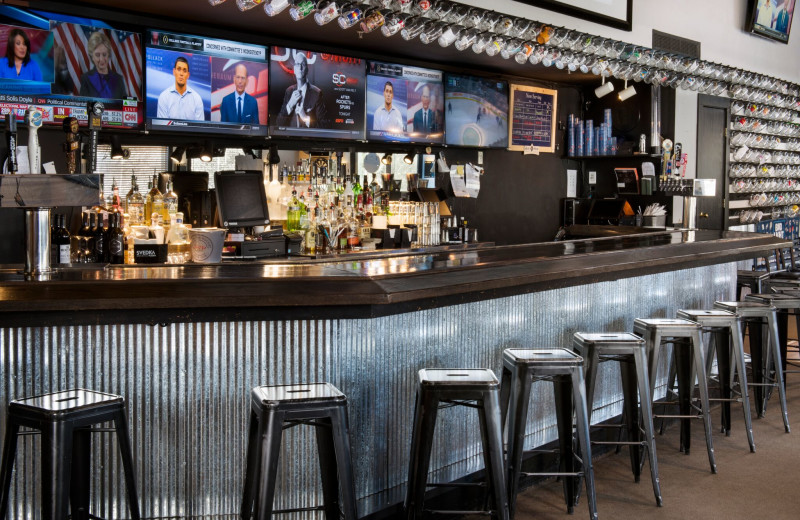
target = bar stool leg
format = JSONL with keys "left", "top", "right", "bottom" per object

{"left": 255, "top": 409, "right": 285, "bottom": 520}
{"left": 41, "top": 421, "right": 73, "bottom": 520}
{"left": 766, "top": 312, "right": 791, "bottom": 433}
{"left": 329, "top": 406, "right": 358, "bottom": 520}
{"left": 674, "top": 339, "right": 693, "bottom": 455}
{"left": 714, "top": 330, "right": 732, "bottom": 435}
{"left": 553, "top": 377, "right": 578, "bottom": 514}
{"left": 504, "top": 364, "right": 532, "bottom": 519}
{"left": 69, "top": 428, "right": 92, "bottom": 520}
{"left": 478, "top": 391, "right": 509, "bottom": 520}
{"left": 746, "top": 318, "right": 767, "bottom": 417}
{"left": 113, "top": 410, "right": 141, "bottom": 520}
{"left": 404, "top": 389, "right": 439, "bottom": 520}
{"left": 619, "top": 361, "right": 642, "bottom": 482}
{"left": 571, "top": 366, "right": 598, "bottom": 520}
{"left": 241, "top": 410, "right": 263, "bottom": 520}
{"left": 730, "top": 324, "right": 756, "bottom": 452}
{"left": 632, "top": 347, "right": 662, "bottom": 506}
{"left": 691, "top": 330, "right": 717, "bottom": 474}
{"left": 0, "top": 419, "right": 20, "bottom": 520}
{"left": 315, "top": 418, "right": 341, "bottom": 520}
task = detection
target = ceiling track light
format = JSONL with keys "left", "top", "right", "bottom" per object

{"left": 170, "top": 146, "right": 186, "bottom": 164}
{"left": 403, "top": 151, "right": 415, "bottom": 164}
{"left": 619, "top": 80, "right": 636, "bottom": 101}
{"left": 594, "top": 76, "right": 614, "bottom": 98}
{"left": 381, "top": 152, "right": 392, "bottom": 165}
{"left": 110, "top": 135, "right": 129, "bottom": 160}
{"left": 200, "top": 142, "right": 213, "bottom": 162}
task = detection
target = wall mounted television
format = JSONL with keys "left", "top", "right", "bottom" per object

{"left": 0, "top": 6, "right": 143, "bottom": 129}
{"left": 268, "top": 47, "right": 365, "bottom": 140}
{"left": 444, "top": 74, "right": 509, "bottom": 148}
{"left": 145, "top": 30, "right": 269, "bottom": 136}
{"left": 746, "top": 0, "right": 795, "bottom": 44}
{"left": 366, "top": 61, "right": 444, "bottom": 144}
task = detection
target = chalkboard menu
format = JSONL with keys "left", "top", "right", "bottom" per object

{"left": 508, "top": 85, "right": 557, "bottom": 153}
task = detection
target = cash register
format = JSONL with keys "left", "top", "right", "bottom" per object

{"left": 214, "top": 170, "right": 286, "bottom": 259}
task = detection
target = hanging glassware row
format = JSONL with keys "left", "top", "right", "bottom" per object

{"left": 217, "top": 0, "right": 798, "bottom": 102}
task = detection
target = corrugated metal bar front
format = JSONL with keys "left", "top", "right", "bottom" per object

{"left": 0, "top": 262, "right": 735, "bottom": 519}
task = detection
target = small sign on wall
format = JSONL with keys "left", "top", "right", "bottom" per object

{"left": 508, "top": 84, "right": 558, "bottom": 153}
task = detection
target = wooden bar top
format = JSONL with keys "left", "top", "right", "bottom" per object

{"left": 0, "top": 229, "right": 787, "bottom": 325}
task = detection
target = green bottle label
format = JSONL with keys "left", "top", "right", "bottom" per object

{"left": 297, "top": 0, "right": 314, "bottom": 15}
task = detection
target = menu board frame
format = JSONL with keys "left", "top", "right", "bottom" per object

{"left": 508, "top": 84, "right": 557, "bottom": 153}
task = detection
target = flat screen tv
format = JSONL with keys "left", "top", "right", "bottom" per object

{"left": 145, "top": 30, "right": 269, "bottom": 136}
{"left": 444, "top": 74, "right": 509, "bottom": 148}
{"left": 0, "top": 6, "right": 143, "bottom": 129}
{"left": 746, "top": 0, "right": 795, "bottom": 43}
{"left": 366, "top": 61, "right": 444, "bottom": 144}
{"left": 268, "top": 47, "right": 365, "bottom": 140}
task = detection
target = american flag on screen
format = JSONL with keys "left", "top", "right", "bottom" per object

{"left": 52, "top": 22, "right": 142, "bottom": 100}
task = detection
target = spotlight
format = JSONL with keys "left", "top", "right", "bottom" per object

{"left": 403, "top": 152, "right": 415, "bottom": 165}
{"left": 110, "top": 135, "right": 129, "bottom": 160}
{"left": 170, "top": 146, "right": 186, "bottom": 164}
{"left": 594, "top": 76, "right": 614, "bottom": 98}
{"left": 200, "top": 142, "right": 213, "bottom": 162}
{"left": 381, "top": 153, "right": 392, "bottom": 165}
{"left": 618, "top": 80, "right": 637, "bottom": 101}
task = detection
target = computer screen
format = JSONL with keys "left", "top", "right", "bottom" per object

{"left": 145, "top": 30, "right": 269, "bottom": 136}
{"left": 214, "top": 170, "right": 269, "bottom": 228}
{"left": 366, "top": 60, "right": 444, "bottom": 144}
{"left": 0, "top": 6, "right": 143, "bottom": 129}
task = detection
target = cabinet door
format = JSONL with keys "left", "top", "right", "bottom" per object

{"left": 696, "top": 94, "right": 729, "bottom": 230}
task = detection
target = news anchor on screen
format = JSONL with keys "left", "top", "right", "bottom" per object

{"left": 157, "top": 56, "right": 204, "bottom": 120}
{"left": 220, "top": 63, "right": 258, "bottom": 124}
{"left": 276, "top": 52, "right": 327, "bottom": 128}
{"left": 412, "top": 84, "right": 437, "bottom": 135}
{"left": 0, "top": 28, "right": 42, "bottom": 81}
{"left": 373, "top": 80, "right": 403, "bottom": 133}
{"left": 79, "top": 31, "right": 127, "bottom": 99}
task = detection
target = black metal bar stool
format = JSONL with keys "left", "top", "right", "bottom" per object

{"left": 713, "top": 301, "right": 791, "bottom": 433}
{"left": 736, "top": 270, "right": 771, "bottom": 300}
{"left": 404, "top": 368, "right": 508, "bottom": 520}
{"left": 572, "top": 333, "right": 662, "bottom": 507}
{"left": 500, "top": 348, "right": 597, "bottom": 520}
{"left": 0, "top": 389, "right": 141, "bottom": 520}
{"left": 746, "top": 292, "right": 800, "bottom": 390}
{"left": 240, "top": 383, "right": 357, "bottom": 520}
{"left": 675, "top": 309, "right": 756, "bottom": 452}
{"left": 632, "top": 318, "right": 717, "bottom": 473}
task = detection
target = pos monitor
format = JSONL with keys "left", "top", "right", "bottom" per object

{"left": 214, "top": 170, "right": 269, "bottom": 228}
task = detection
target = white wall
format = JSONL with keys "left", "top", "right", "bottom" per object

{"left": 461, "top": 0, "right": 800, "bottom": 84}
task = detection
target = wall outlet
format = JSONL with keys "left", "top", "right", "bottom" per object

{"left": 588, "top": 170, "right": 597, "bottom": 184}
{"left": 477, "top": 151, "right": 483, "bottom": 164}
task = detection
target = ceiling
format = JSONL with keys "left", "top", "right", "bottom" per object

{"left": 65, "top": 0, "right": 599, "bottom": 87}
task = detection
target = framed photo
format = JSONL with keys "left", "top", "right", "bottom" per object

{"left": 515, "top": 0, "right": 633, "bottom": 31}
{"left": 508, "top": 84, "right": 558, "bottom": 153}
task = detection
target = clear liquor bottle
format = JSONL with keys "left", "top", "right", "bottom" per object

{"left": 127, "top": 177, "right": 145, "bottom": 225}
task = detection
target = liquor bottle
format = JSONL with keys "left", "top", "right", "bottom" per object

{"left": 93, "top": 211, "right": 106, "bottom": 262}
{"left": 110, "top": 180, "right": 122, "bottom": 211}
{"left": 286, "top": 187, "right": 302, "bottom": 232}
{"left": 150, "top": 174, "right": 164, "bottom": 225}
{"left": 127, "top": 176, "right": 144, "bottom": 225}
{"left": 163, "top": 180, "right": 178, "bottom": 221}
{"left": 304, "top": 205, "right": 318, "bottom": 254}
{"left": 124, "top": 174, "right": 136, "bottom": 213}
{"left": 51, "top": 214, "right": 71, "bottom": 265}
{"left": 144, "top": 177, "right": 154, "bottom": 225}
{"left": 166, "top": 212, "right": 191, "bottom": 262}
{"left": 86, "top": 212, "right": 97, "bottom": 262}
{"left": 107, "top": 212, "right": 125, "bottom": 265}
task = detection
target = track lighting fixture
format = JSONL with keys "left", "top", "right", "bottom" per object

{"left": 170, "top": 146, "right": 185, "bottom": 164}
{"left": 110, "top": 135, "right": 129, "bottom": 160}
{"left": 594, "top": 76, "right": 614, "bottom": 98}
{"left": 403, "top": 151, "right": 415, "bottom": 165}
{"left": 381, "top": 153, "right": 392, "bottom": 165}
{"left": 618, "top": 80, "right": 637, "bottom": 101}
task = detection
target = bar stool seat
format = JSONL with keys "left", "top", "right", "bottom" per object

{"left": 676, "top": 309, "right": 756, "bottom": 452}
{"left": 633, "top": 318, "right": 717, "bottom": 473}
{"left": 404, "top": 368, "right": 508, "bottom": 520}
{"left": 572, "top": 332, "right": 662, "bottom": 506}
{"left": 240, "top": 383, "right": 357, "bottom": 520}
{"left": 0, "top": 389, "right": 141, "bottom": 520}
{"left": 713, "top": 301, "right": 791, "bottom": 434}
{"left": 500, "top": 348, "right": 597, "bottom": 520}
{"left": 737, "top": 270, "right": 771, "bottom": 300}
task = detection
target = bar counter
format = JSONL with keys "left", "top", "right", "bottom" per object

{"left": 0, "top": 229, "right": 788, "bottom": 519}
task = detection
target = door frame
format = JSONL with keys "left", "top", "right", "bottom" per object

{"left": 696, "top": 94, "right": 730, "bottom": 229}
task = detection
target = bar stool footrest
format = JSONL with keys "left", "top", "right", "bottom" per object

{"left": 272, "top": 506, "right": 326, "bottom": 514}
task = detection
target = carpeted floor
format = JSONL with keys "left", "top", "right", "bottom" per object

{"left": 463, "top": 360, "right": 800, "bottom": 519}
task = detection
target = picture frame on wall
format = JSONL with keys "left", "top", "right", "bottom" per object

{"left": 508, "top": 84, "right": 558, "bottom": 153}
{"left": 515, "top": 0, "right": 633, "bottom": 31}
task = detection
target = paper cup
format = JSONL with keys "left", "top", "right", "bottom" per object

{"left": 189, "top": 228, "right": 226, "bottom": 263}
